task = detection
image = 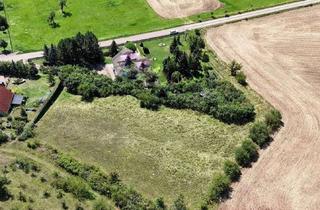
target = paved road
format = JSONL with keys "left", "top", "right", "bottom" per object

{"left": 0, "top": 0, "right": 319, "bottom": 62}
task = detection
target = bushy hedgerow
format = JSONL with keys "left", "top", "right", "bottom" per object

{"left": 58, "top": 65, "right": 255, "bottom": 124}
{"left": 52, "top": 176, "right": 94, "bottom": 200}
{"left": 265, "top": 109, "right": 282, "bottom": 131}
{"left": 55, "top": 153, "right": 154, "bottom": 209}
{"left": 223, "top": 160, "right": 241, "bottom": 182}
{"left": 249, "top": 121, "right": 270, "bottom": 147}
{"left": 208, "top": 173, "right": 231, "bottom": 203}
{"left": 0, "top": 61, "right": 38, "bottom": 79}
{"left": 235, "top": 139, "right": 258, "bottom": 167}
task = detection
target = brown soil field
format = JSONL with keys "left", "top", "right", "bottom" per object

{"left": 206, "top": 5, "right": 320, "bottom": 210}
{"left": 147, "top": 0, "right": 221, "bottom": 19}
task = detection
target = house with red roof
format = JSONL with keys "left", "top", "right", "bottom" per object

{"left": 0, "top": 85, "right": 24, "bottom": 116}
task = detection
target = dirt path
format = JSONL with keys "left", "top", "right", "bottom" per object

{"left": 146, "top": 0, "right": 221, "bottom": 19}
{"left": 206, "top": 5, "right": 320, "bottom": 210}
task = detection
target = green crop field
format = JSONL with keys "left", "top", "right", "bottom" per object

{"left": 1, "top": 0, "right": 296, "bottom": 52}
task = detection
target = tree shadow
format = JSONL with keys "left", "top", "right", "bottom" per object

{"left": 62, "top": 11, "right": 72, "bottom": 18}
{"left": 51, "top": 22, "right": 60, "bottom": 28}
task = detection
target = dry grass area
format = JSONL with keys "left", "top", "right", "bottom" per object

{"left": 206, "top": 5, "right": 320, "bottom": 210}
{"left": 32, "top": 89, "right": 270, "bottom": 208}
{"left": 146, "top": 0, "right": 221, "bottom": 18}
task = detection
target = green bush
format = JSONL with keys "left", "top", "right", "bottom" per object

{"left": 249, "top": 121, "right": 269, "bottom": 147}
{"left": 125, "top": 42, "right": 137, "bottom": 52}
{"left": 265, "top": 109, "right": 282, "bottom": 131}
{"left": 0, "top": 131, "right": 8, "bottom": 144}
{"left": 52, "top": 176, "right": 94, "bottom": 200}
{"left": 172, "top": 194, "right": 187, "bottom": 210}
{"left": 27, "top": 140, "right": 41, "bottom": 149}
{"left": 235, "top": 139, "right": 258, "bottom": 167}
{"left": 93, "top": 199, "right": 113, "bottom": 210}
{"left": 236, "top": 72, "right": 247, "bottom": 86}
{"left": 223, "top": 160, "right": 241, "bottom": 181}
{"left": 208, "top": 173, "right": 231, "bottom": 203}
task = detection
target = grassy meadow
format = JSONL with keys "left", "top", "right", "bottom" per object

{"left": 1, "top": 0, "right": 296, "bottom": 52}
{"left": 29, "top": 47, "right": 272, "bottom": 208}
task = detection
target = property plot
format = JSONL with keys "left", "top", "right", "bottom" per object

{"left": 146, "top": 0, "right": 221, "bottom": 18}
{"left": 206, "top": 5, "right": 320, "bottom": 210}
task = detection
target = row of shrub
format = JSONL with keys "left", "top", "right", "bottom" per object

{"left": 53, "top": 152, "right": 163, "bottom": 209}
{"left": 207, "top": 108, "right": 282, "bottom": 205}
{"left": 0, "top": 61, "right": 38, "bottom": 79}
{"left": 58, "top": 65, "right": 255, "bottom": 124}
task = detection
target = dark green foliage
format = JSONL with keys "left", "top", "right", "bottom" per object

{"left": 48, "top": 70, "right": 55, "bottom": 87}
{"left": 0, "top": 39, "right": 8, "bottom": 50}
{"left": 0, "top": 176, "right": 10, "bottom": 200}
{"left": 223, "top": 160, "right": 241, "bottom": 181}
{"left": 137, "top": 91, "right": 161, "bottom": 110}
{"left": 109, "top": 40, "right": 118, "bottom": 57}
{"left": 52, "top": 176, "right": 94, "bottom": 200}
{"left": 208, "top": 173, "right": 231, "bottom": 203}
{"left": 0, "top": 2, "right": 4, "bottom": 11}
{"left": 236, "top": 71, "right": 247, "bottom": 86}
{"left": 125, "top": 41, "right": 137, "bottom": 52}
{"left": 0, "top": 61, "right": 38, "bottom": 79}
{"left": 0, "top": 131, "right": 8, "bottom": 144}
{"left": 47, "top": 11, "right": 56, "bottom": 28}
{"left": 44, "top": 32, "right": 104, "bottom": 67}
{"left": 155, "top": 197, "right": 166, "bottom": 210}
{"left": 235, "top": 139, "right": 258, "bottom": 167}
{"left": 249, "top": 121, "right": 270, "bottom": 147}
{"left": 143, "top": 46, "right": 150, "bottom": 55}
{"left": 27, "top": 140, "right": 41, "bottom": 149}
{"left": 265, "top": 109, "right": 282, "bottom": 131}
{"left": 172, "top": 194, "right": 187, "bottom": 210}
{"left": 229, "top": 60, "right": 242, "bottom": 77}
{"left": 0, "top": 15, "right": 9, "bottom": 31}
{"left": 13, "top": 158, "right": 40, "bottom": 174}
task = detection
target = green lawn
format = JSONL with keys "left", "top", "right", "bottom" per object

{"left": 1, "top": 0, "right": 296, "bottom": 52}
{"left": 190, "top": 0, "right": 297, "bottom": 21}
{"left": 8, "top": 74, "right": 53, "bottom": 108}
{"left": 3, "top": 0, "right": 182, "bottom": 52}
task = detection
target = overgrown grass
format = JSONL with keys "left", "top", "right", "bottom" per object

{"left": 0, "top": 149, "right": 113, "bottom": 210}
{"left": 31, "top": 85, "right": 271, "bottom": 208}
{"left": 1, "top": 0, "right": 296, "bottom": 52}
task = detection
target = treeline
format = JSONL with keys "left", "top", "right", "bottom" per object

{"left": 0, "top": 61, "right": 38, "bottom": 79}
{"left": 58, "top": 65, "right": 255, "bottom": 124}
{"left": 206, "top": 109, "right": 282, "bottom": 205}
{"left": 43, "top": 32, "right": 104, "bottom": 68}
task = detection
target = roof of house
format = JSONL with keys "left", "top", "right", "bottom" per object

{"left": 112, "top": 47, "right": 152, "bottom": 76}
{"left": 12, "top": 95, "right": 24, "bottom": 105}
{"left": 0, "top": 85, "right": 14, "bottom": 113}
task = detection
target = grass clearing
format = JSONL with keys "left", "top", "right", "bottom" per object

{"left": 31, "top": 81, "right": 271, "bottom": 209}
{"left": 1, "top": 0, "right": 296, "bottom": 51}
